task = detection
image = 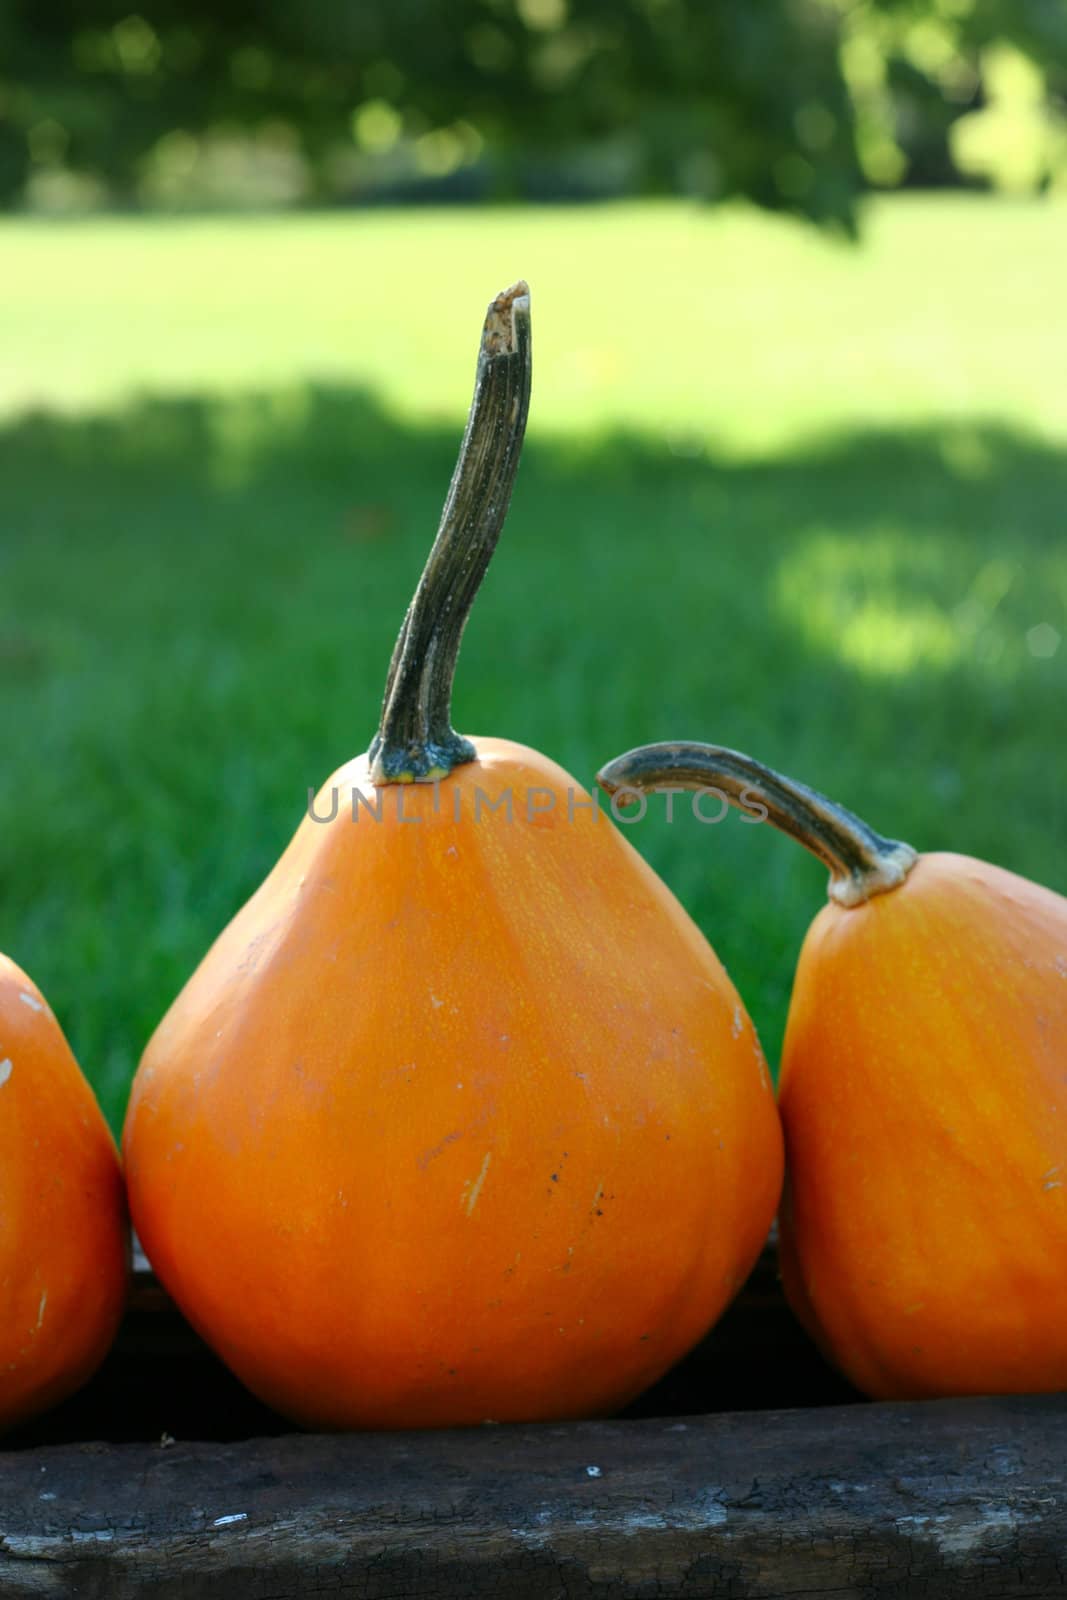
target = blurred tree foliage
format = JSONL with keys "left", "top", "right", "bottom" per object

{"left": 1, "top": 0, "right": 1066, "bottom": 219}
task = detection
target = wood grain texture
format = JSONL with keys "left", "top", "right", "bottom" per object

{"left": 2, "top": 1394, "right": 1066, "bottom": 1598}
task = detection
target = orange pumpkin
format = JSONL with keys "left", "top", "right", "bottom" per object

{"left": 0, "top": 952, "right": 128, "bottom": 1430}
{"left": 597, "top": 741, "right": 1067, "bottom": 1401}
{"left": 123, "top": 285, "right": 783, "bottom": 1430}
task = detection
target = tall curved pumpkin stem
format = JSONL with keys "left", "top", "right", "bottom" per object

{"left": 369, "top": 281, "right": 532, "bottom": 784}
{"left": 597, "top": 742, "right": 918, "bottom": 908}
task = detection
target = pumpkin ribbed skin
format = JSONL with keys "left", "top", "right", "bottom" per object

{"left": 778, "top": 850, "right": 1067, "bottom": 1400}
{"left": 0, "top": 954, "right": 128, "bottom": 1430}
{"left": 124, "top": 740, "right": 783, "bottom": 1429}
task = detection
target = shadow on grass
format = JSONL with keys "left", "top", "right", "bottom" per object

{"left": 2, "top": 387, "right": 1065, "bottom": 1124}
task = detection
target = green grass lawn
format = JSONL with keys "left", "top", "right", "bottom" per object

{"left": 2, "top": 194, "right": 1066, "bottom": 1131}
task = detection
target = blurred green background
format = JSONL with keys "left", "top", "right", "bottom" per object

{"left": 1, "top": 3, "right": 1066, "bottom": 1131}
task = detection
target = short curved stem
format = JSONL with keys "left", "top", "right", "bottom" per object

{"left": 597, "top": 742, "right": 917, "bottom": 907}
{"left": 368, "top": 281, "right": 532, "bottom": 784}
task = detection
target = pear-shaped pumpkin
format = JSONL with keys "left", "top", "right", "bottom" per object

{"left": 123, "top": 285, "right": 783, "bottom": 1430}
{"left": 598, "top": 740, "right": 1067, "bottom": 1401}
{"left": 0, "top": 952, "right": 128, "bottom": 1430}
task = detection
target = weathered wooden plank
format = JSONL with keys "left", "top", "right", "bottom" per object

{"left": 1, "top": 1394, "right": 1065, "bottom": 1599}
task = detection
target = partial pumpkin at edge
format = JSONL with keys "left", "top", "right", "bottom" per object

{"left": 597, "top": 741, "right": 1067, "bottom": 1402}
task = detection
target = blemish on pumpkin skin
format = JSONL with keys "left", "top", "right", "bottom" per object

{"left": 0, "top": 1059, "right": 12, "bottom": 1087}
{"left": 1043, "top": 1166, "right": 1062, "bottom": 1191}
{"left": 34, "top": 1291, "right": 47, "bottom": 1332}
{"left": 18, "top": 992, "right": 45, "bottom": 1014}
{"left": 462, "top": 1150, "right": 492, "bottom": 1216}
{"left": 732, "top": 1006, "right": 743, "bottom": 1040}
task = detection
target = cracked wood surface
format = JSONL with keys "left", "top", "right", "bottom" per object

{"left": 1, "top": 1395, "right": 1066, "bottom": 1598}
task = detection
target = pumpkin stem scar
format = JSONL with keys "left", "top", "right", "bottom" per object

{"left": 369, "top": 281, "right": 532, "bottom": 784}
{"left": 596, "top": 743, "right": 918, "bottom": 908}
